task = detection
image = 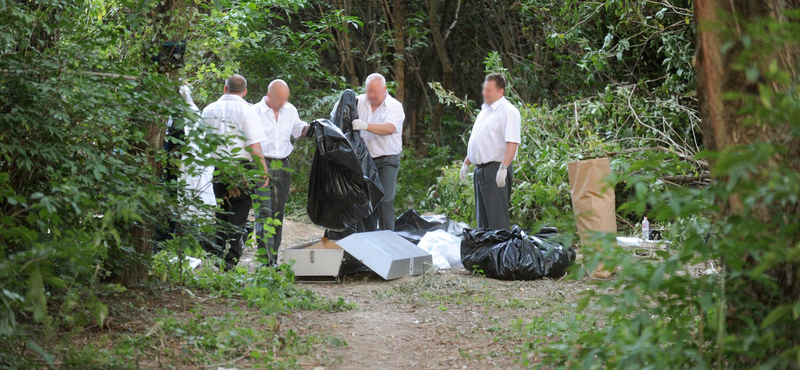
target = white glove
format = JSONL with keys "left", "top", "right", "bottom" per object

{"left": 352, "top": 119, "right": 368, "bottom": 131}
{"left": 495, "top": 166, "right": 508, "bottom": 188}
{"left": 459, "top": 163, "right": 470, "bottom": 184}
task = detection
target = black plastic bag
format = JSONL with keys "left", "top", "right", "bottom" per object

{"left": 461, "top": 226, "right": 575, "bottom": 280}
{"left": 306, "top": 90, "right": 384, "bottom": 232}
{"left": 531, "top": 230, "right": 577, "bottom": 278}
{"left": 394, "top": 209, "right": 467, "bottom": 244}
{"left": 330, "top": 89, "right": 384, "bottom": 210}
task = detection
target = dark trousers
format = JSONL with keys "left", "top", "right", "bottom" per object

{"left": 373, "top": 154, "right": 401, "bottom": 231}
{"left": 205, "top": 160, "right": 255, "bottom": 268}
{"left": 473, "top": 162, "right": 513, "bottom": 230}
{"left": 255, "top": 158, "right": 291, "bottom": 265}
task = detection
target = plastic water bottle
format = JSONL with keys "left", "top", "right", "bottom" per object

{"left": 642, "top": 217, "right": 650, "bottom": 241}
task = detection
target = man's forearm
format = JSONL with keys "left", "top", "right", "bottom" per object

{"left": 248, "top": 143, "right": 268, "bottom": 174}
{"left": 464, "top": 157, "right": 471, "bottom": 166}
{"left": 365, "top": 122, "right": 397, "bottom": 135}
{"left": 501, "top": 142, "right": 519, "bottom": 167}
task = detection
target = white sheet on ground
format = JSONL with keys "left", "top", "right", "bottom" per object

{"left": 616, "top": 236, "right": 640, "bottom": 247}
{"left": 417, "top": 230, "right": 463, "bottom": 269}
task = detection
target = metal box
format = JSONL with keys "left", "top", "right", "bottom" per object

{"left": 337, "top": 231, "right": 433, "bottom": 280}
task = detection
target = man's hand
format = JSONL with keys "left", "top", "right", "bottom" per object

{"left": 495, "top": 166, "right": 507, "bottom": 188}
{"left": 261, "top": 176, "right": 270, "bottom": 189}
{"left": 459, "top": 163, "right": 470, "bottom": 184}
{"left": 352, "top": 119, "right": 368, "bottom": 131}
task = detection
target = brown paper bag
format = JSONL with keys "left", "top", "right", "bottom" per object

{"left": 568, "top": 158, "right": 617, "bottom": 278}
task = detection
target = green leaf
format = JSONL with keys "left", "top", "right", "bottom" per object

{"left": 26, "top": 340, "right": 54, "bottom": 366}
{"left": 96, "top": 302, "right": 108, "bottom": 328}
{"left": 649, "top": 263, "right": 667, "bottom": 291}
{"left": 761, "top": 305, "right": 792, "bottom": 329}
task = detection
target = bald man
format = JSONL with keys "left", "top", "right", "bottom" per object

{"left": 350, "top": 73, "right": 405, "bottom": 231}
{"left": 251, "top": 79, "right": 309, "bottom": 266}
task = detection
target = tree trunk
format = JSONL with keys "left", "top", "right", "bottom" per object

{"left": 428, "top": 0, "right": 453, "bottom": 144}
{"left": 392, "top": 0, "right": 406, "bottom": 106}
{"left": 694, "top": 0, "right": 800, "bottom": 346}
{"left": 119, "top": 0, "right": 185, "bottom": 285}
{"left": 337, "top": 0, "right": 360, "bottom": 86}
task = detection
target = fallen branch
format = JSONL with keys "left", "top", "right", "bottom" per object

{"left": 659, "top": 173, "right": 711, "bottom": 183}
{"left": 602, "top": 146, "right": 708, "bottom": 168}
{"left": 2, "top": 68, "right": 138, "bottom": 80}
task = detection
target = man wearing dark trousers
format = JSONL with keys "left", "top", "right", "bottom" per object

{"left": 350, "top": 73, "right": 405, "bottom": 231}
{"left": 460, "top": 73, "right": 521, "bottom": 230}
{"left": 251, "top": 79, "right": 309, "bottom": 266}
{"left": 201, "top": 74, "right": 268, "bottom": 270}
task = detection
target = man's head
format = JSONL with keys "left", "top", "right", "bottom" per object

{"left": 364, "top": 73, "right": 387, "bottom": 106}
{"left": 224, "top": 74, "right": 248, "bottom": 97}
{"left": 266, "top": 79, "right": 290, "bottom": 110}
{"left": 482, "top": 73, "right": 506, "bottom": 105}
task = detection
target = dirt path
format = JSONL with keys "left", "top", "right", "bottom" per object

{"left": 257, "top": 218, "right": 591, "bottom": 369}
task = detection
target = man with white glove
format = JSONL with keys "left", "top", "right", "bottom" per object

{"left": 349, "top": 73, "right": 405, "bottom": 231}
{"left": 460, "top": 73, "right": 521, "bottom": 230}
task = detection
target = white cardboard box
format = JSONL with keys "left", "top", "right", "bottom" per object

{"left": 281, "top": 239, "right": 345, "bottom": 277}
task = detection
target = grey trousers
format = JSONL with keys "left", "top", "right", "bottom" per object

{"left": 255, "top": 158, "right": 291, "bottom": 265}
{"left": 372, "top": 154, "right": 401, "bottom": 231}
{"left": 473, "top": 162, "right": 513, "bottom": 230}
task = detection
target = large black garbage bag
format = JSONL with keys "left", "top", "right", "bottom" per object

{"left": 307, "top": 89, "right": 384, "bottom": 232}
{"left": 461, "top": 226, "right": 575, "bottom": 280}
{"left": 394, "top": 209, "right": 467, "bottom": 244}
{"left": 330, "top": 89, "right": 384, "bottom": 210}
{"left": 531, "top": 229, "right": 577, "bottom": 278}
{"left": 307, "top": 119, "right": 371, "bottom": 230}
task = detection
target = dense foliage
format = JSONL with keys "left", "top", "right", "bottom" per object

{"left": 1, "top": 0, "right": 798, "bottom": 368}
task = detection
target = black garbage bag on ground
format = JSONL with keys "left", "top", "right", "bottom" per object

{"left": 394, "top": 209, "right": 467, "bottom": 244}
{"left": 461, "top": 226, "right": 576, "bottom": 280}
{"left": 531, "top": 228, "right": 577, "bottom": 278}
{"left": 306, "top": 89, "right": 384, "bottom": 232}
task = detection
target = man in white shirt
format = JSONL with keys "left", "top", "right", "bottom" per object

{"left": 460, "top": 73, "right": 521, "bottom": 230}
{"left": 350, "top": 73, "right": 405, "bottom": 231}
{"left": 201, "top": 74, "right": 269, "bottom": 270}
{"left": 250, "top": 79, "right": 309, "bottom": 266}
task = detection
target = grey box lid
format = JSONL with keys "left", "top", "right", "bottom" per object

{"left": 337, "top": 230, "right": 432, "bottom": 280}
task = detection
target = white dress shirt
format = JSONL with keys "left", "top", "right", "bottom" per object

{"left": 466, "top": 96, "right": 521, "bottom": 165}
{"left": 356, "top": 93, "right": 405, "bottom": 157}
{"left": 201, "top": 94, "right": 267, "bottom": 160}
{"left": 252, "top": 97, "right": 308, "bottom": 159}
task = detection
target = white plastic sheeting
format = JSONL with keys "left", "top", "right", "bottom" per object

{"left": 178, "top": 85, "right": 216, "bottom": 217}
{"left": 417, "top": 230, "right": 463, "bottom": 269}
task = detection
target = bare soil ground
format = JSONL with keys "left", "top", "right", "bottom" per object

{"left": 43, "top": 218, "right": 594, "bottom": 369}
{"left": 259, "top": 218, "right": 592, "bottom": 370}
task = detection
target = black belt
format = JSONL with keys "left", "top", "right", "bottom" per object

{"left": 476, "top": 162, "right": 499, "bottom": 169}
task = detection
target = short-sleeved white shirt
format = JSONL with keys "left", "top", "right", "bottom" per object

{"left": 356, "top": 93, "right": 405, "bottom": 157}
{"left": 201, "top": 94, "right": 267, "bottom": 160}
{"left": 251, "top": 97, "right": 307, "bottom": 159}
{"left": 466, "top": 96, "right": 521, "bottom": 165}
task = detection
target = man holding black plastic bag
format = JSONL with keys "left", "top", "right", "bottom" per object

{"left": 201, "top": 74, "right": 269, "bottom": 270}
{"left": 348, "top": 73, "right": 405, "bottom": 231}
{"left": 459, "top": 73, "right": 521, "bottom": 230}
